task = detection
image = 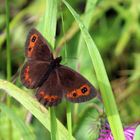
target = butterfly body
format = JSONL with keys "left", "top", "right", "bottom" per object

{"left": 49, "top": 56, "right": 62, "bottom": 70}
{"left": 20, "top": 28, "right": 97, "bottom": 106}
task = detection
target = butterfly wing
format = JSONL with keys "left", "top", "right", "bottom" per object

{"left": 21, "top": 28, "right": 96, "bottom": 106}
{"left": 20, "top": 60, "right": 50, "bottom": 89}
{"left": 25, "top": 28, "right": 53, "bottom": 61}
{"left": 21, "top": 28, "right": 54, "bottom": 88}
{"left": 57, "top": 66, "right": 97, "bottom": 103}
{"left": 36, "top": 70, "right": 63, "bottom": 106}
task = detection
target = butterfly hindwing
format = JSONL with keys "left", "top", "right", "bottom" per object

{"left": 20, "top": 60, "right": 50, "bottom": 89}
{"left": 57, "top": 66, "right": 97, "bottom": 103}
{"left": 25, "top": 28, "right": 53, "bottom": 61}
{"left": 36, "top": 70, "right": 63, "bottom": 106}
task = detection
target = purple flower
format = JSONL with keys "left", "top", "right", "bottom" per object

{"left": 98, "top": 123, "right": 136, "bottom": 140}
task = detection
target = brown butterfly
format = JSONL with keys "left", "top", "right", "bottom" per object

{"left": 20, "top": 28, "right": 97, "bottom": 106}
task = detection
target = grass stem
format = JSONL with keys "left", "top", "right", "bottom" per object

{"left": 42, "top": 0, "right": 58, "bottom": 139}
{"left": 6, "top": 0, "right": 12, "bottom": 140}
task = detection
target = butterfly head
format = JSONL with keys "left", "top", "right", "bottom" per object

{"left": 53, "top": 56, "right": 62, "bottom": 67}
{"left": 51, "top": 56, "right": 62, "bottom": 68}
{"left": 55, "top": 56, "right": 62, "bottom": 63}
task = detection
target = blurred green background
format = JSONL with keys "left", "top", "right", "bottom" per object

{"left": 0, "top": 0, "right": 140, "bottom": 140}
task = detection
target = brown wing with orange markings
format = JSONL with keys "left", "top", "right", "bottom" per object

{"left": 36, "top": 70, "right": 63, "bottom": 106}
{"left": 57, "top": 66, "right": 97, "bottom": 103}
{"left": 25, "top": 28, "right": 53, "bottom": 61}
{"left": 20, "top": 60, "right": 50, "bottom": 89}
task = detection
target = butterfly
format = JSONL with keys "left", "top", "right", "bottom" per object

{"left": 20, "top": 28, "right": 97, "bottom": 106}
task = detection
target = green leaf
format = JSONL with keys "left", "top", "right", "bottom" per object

{"left": 42, "top": 0, "right": 58, "bottom": 49}
{"left": 134, "top": 125, "right": 140, "bottom": 140}
{"left": 63, "top": 1, "right": 125, "bottom": 140}
{"left": 39, "top": 0, "right": 58, "bottom": 140}
{"left": 0, "top": 103, "right": 35, "bottom": 140}
{"left": 0, "top": 79, "right": 75, "bottom": 140}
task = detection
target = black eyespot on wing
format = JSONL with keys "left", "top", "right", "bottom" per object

{"left": 31, "top": 36, "right": 36, "bottom": 42}
{"left": 72, "top": 92, "right": 77, "bottom": 97}
{"left": 28, "top": 47, "right": 32, "bottom": 51}
{"left": 81, "top": 87, "right": 88, "bottom": 94}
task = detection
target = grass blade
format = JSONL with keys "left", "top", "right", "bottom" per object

{"left": 6, "top": 0, "right": 11, "bottom": 81}
{"left": 43, "top": 0, "right": 58, "bottom": 49}
{"left": 134, "top": 125, "right": 140, "bottom": 140}
{"left": 60, "top": 8, "right": 73, "bottom": 140}
{"left": 5, "top": 0, "right": 12, "bottom": 139}
{"left": 63, "top": 1, "right": 125, "bottom": 140}
{"left": 66, "top": 102, "right": 72, "bottom": 140}
{"left": 0, "top": 80, "right": 76, "bottom": 140}
{"left": 0, "top": 103, "right": 35, "bottom": 140}
{"left": 40, "top": 0, "right": 58, "bottom": 139}
{"left": 49, "top": 107, "right": 57, "bottom": 140}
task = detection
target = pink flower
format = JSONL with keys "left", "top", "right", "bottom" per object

{"left": 98, "top": 123, "right": 136, "bottom": 140}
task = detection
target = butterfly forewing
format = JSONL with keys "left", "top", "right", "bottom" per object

{"left": 57, "top": 66, "right": 97, "bottom": 103}
{"left": 21, "top": 28, "right": 54, "bottom": 89}
{"left": 25, "top": 28, "right": 53, "bottom": 61}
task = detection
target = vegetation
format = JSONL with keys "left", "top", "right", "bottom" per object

{"left": 0, "top": 0, "right": 140, "bottom": 140}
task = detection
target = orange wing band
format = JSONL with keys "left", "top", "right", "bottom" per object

{"left": 66, "top": 84, "right": 91, "bottom": 99}
{"left": 24, "top": 66, "right": 32, "bottom": 84}
{"left": 39, "top": 91, "right": 60, "bottom": 102}
{"left": 28, "top": 34, "right": 38, "bottom": 57}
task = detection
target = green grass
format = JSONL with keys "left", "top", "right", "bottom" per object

{"left": 60, "top": 6, "right": 73, "bottom": 140}
{"left": 0, "top": 0, "right": 140, "bottom": 140}
{"left": 0, "top": 80, "right": 75, "bottom": 140}
{"left": 134, "top": 125, "right": 140, "bottom": 140}
{"left": 0, "top": 103, "right": 35, "bottom": 140}
{"left": 6, "top": 0, "right": 11, "bottom": 81}
{"left": 63, "top": 0, "right": 125, "bottom": 139}
{"left": 40, "top": 0, "right": 58, "bottom": 140}
{"left": 5, "top": 0, "right": 12, "bottom": 139}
